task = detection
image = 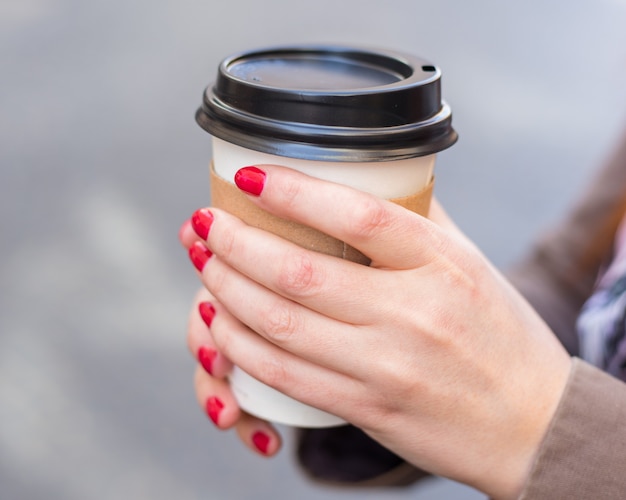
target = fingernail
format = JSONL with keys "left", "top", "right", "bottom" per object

{"left": 198, "top": 301, "right": 216, "bottom": 328}
{"left": 235, "top": 166, "right": 266, "bottom": 196}
{"left": 206, "top": 396, "right": 224, "bottom": 425}
{"left": 252, "top": 431, "right": 271, "bottom": 455}
{"left": 191, "top": 208, "right": 214, "bottom": 240}
{"left": 197, "top": 346, "right": 217, "bottom": 375}
{"left": 188, "top": 241, "right": 212, "bottom": 272}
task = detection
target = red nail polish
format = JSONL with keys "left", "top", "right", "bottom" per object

{"left": 206, "top": 396, "right": 224, "bottom": 425}
{"left": 235, "top": 166, "right": 266, "bottom": 196}
{"left": 197, "top": 346, "right": 217, "bottom": 375}
{"left": 252, "top": 431, "right": 271, "bottom": 455}
{"left": 188, "top": 241, "right": 212, "bottom": 272}
{"left": 198, "top": 301, "right": 216, "bottom": 328}
{"left": 191, "top": 208, "right": 214, "bottom": 240}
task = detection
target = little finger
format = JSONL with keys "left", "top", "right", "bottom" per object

{"left": 235, "top": 413, "right": 282, "bottom": 457}
{"left": 194, "top": 365, "right": 241, "bottom": 429}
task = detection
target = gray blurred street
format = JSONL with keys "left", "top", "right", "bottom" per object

{"left": 2, "top": 1, "right": 626, "bottom": 499}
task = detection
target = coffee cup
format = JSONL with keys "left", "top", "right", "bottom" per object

{"left": 196, "top": 45, "right": 457, "bottom": 427}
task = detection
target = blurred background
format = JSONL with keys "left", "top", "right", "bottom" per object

{"left": 2, "top": 1, "right": 626, "bottom": 499}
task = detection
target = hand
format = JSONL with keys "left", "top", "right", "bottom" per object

{"left": 184, "top": 165, "right": 571, "bottom": 499}
{"left": 178, "top": 185, "right": 461, "bottom": 458}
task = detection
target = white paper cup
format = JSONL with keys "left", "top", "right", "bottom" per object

{"left": 213, "top": 137, "right": 435, "bottom": 198}
{"left": 196, "top": 45, "right": 457, "bottom": 427}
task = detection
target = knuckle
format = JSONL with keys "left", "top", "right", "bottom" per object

{"left": 217, "top": 224, "right": 237, "bottom": 260}
{"left": 278, "top": 176, "right": 303, "bottom": 210}
{"left": 440, "top": 257, "right": 481, "bottom": 301}
{"left": 210, "top": 318, "right": 232, "bottom": 359}
{"left": 256, "top": 353, "right": 290, "bottom": 390}
{"left": 260, "top": 300, "right": 300, "bottom": 342}
{"left": 204, "top": 261, "right": 227, "bottom": 297}
{"left": 193, "top": 365, "right": 205, "bottom": 388}
{"left": 349, "top": 197, "right": 392, "bottom": 240}
{"left": 276, "top": 249, "right": 322, "bottom": 296}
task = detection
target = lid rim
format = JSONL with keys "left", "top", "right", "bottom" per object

{"left": 198, "top": 95, "right": 455, "bottom": 142}
{"left": 196, "top": 107, "right": 458, "bottom": 162}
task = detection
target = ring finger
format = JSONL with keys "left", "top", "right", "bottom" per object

{"left": 201, "top": 251, "right": 375, "bottom": 376}
{"left": 193, "top": 366, "right": 282, "bottom": 456}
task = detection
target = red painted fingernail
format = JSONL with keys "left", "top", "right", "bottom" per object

{"left": 235, "top": 166, "right": 266, "bottom": 196}
{"left": 188, "top": 241, "right": 212, "bottom": 272}
{"left": 252, "top": 431, "right": 271, "bottom": 455}
{"left": 191, "top": 208, "right": 214, "bottom": 240}
{"left": 198, "top": 301, "right": 216, "bottom": 328}
{"left": 206, "top": 396, "right": 224, "bottom": 425}
{"left": 197, "top": 346, "right": 217, "bottom": 375}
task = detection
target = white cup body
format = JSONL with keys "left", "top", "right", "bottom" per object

{"left": 213, "top": 138, "right": 435, "bottom": 198}
{"left": 211, "top": 137, "right": 436, "bottom": 427}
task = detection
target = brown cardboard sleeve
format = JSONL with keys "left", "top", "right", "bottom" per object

{"left": 210, "top": 166, "right": 433, "bottom": 266}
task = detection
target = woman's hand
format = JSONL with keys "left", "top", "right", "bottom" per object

{"left": 183, "top": 165, "right": 571, "bottom": 499}
{"left": 178, "top": 186, "right": 461, "bottom": 459}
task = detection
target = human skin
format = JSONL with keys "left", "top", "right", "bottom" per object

{"left": 180, "top": 165, "right": 572, "bottom": 499}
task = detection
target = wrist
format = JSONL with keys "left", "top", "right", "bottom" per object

{"left": 486, "top": 354, "right": 573, "bottom": 500}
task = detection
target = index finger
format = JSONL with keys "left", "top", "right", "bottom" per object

{"left": 233, "top": 165, "right": 448, "bottom": 269}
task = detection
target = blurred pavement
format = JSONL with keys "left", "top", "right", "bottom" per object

{"left": 2, "top": 1, "right": 626, "bottom": 499}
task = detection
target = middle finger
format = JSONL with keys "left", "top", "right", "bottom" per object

{"left": 197, "top": 208, "right": 393, "bottom": 325}
{"left": 201, "top": 250, "right": 376, "bottom": 374}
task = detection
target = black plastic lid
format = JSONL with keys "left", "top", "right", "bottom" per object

{"left": 196, "top": 45, "right": 457, "bottom": 162}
